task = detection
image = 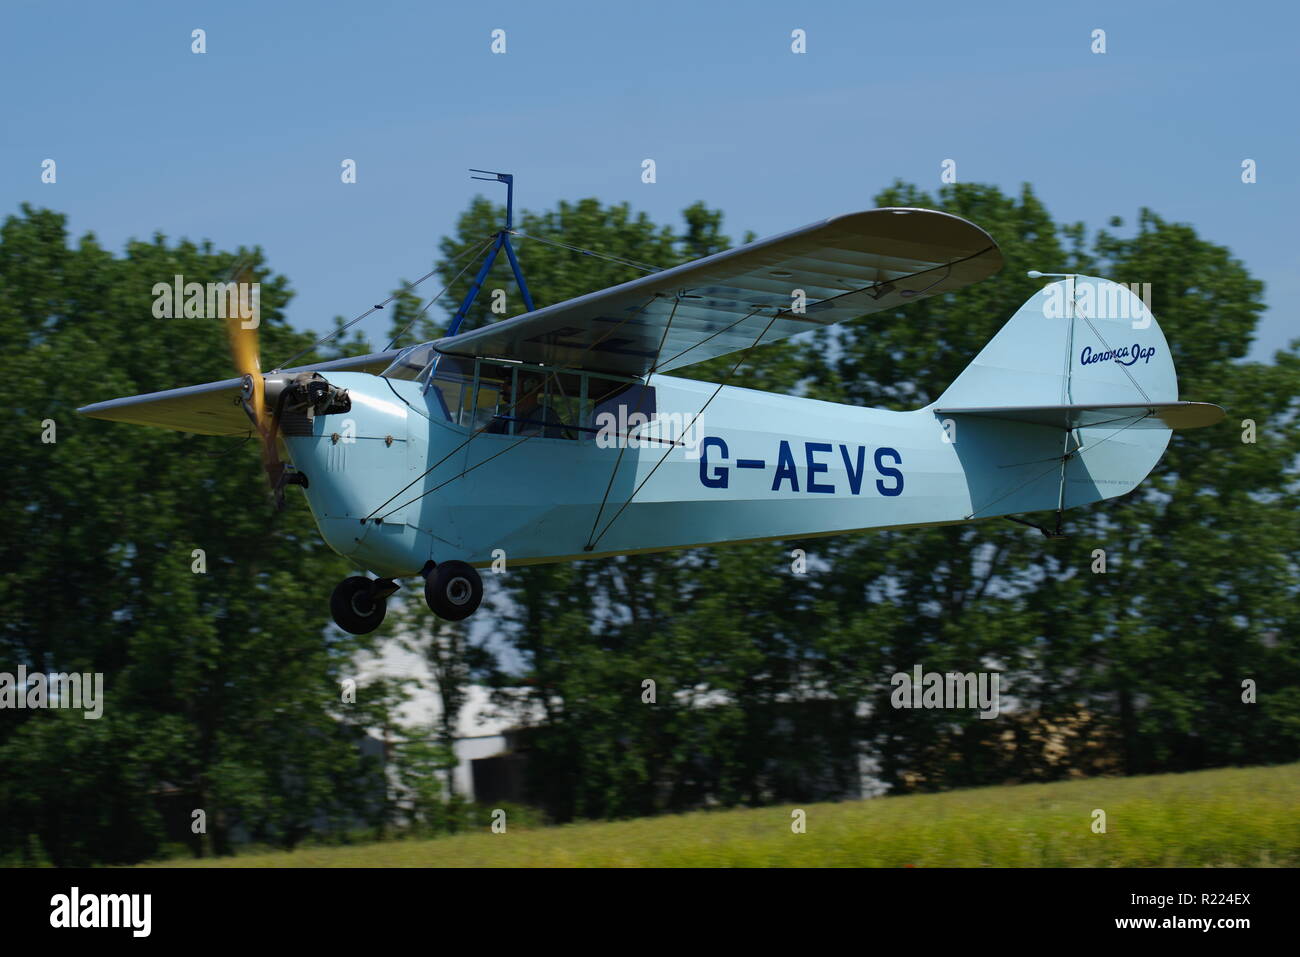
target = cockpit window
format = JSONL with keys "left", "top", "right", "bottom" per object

{"left": 485, "top": 369, "right": 587, "bottom": 439}
{"left": 393, "top": 348, "right": 644, "bottom": 438}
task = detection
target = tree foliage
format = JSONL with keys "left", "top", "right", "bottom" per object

{"left": 0, "top": 207, "right": 390, "bottom": 863}
{"left": 2, "top": 181, "right": 1296, "bottom": 860}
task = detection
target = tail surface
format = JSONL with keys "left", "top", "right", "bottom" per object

{"left": 927, "top": 276, "right": 1222, "bottom": 522}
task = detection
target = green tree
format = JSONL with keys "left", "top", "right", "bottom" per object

{"left": 0, "top": 206, "right": 392, "bottom": 863}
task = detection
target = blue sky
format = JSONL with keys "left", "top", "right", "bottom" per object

{"left": 2, "top": 0, "right": 1295, "bottom": 361}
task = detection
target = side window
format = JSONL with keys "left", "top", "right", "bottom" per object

{"left": 544, "top": 372, "right": 590, "bottom": 440}
{"left": 424, "top": 356, "right": 474, "bottom": 425}
{"left": 472, "top": 362, "right": 512, "bottom": 431}
{"left": 464, "top": 365, "right": 645, "bottom": 441}
{"left": 590, "top": 380, "right": 657, "bottom": 443}
{"left": 505, "top": 370, "right": 577, "bottom": 440}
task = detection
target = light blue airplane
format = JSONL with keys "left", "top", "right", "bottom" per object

{"left": 80, "top": 201, "right": 1223, "bottom": 634}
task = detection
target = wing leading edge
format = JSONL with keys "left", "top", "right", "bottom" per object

{"left": 432, "top": 207, "right": 1003, "bottom": 378}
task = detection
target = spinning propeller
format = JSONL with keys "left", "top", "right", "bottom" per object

{"left": 222, "top": 266, "right": 351, "bottom": 510}
{"left": 223, "top": 266, "right": 289, "bottom": 508}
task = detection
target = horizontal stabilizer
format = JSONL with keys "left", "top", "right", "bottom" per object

{"left": 935, "top": 401, "right": 1225, "bottom": 431}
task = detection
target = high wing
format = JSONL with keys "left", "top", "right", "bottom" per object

{"left": 77, "top": 349, "right": 401, "bottom": 436}
{"left": 80, "top": 207, "right": 1001, "bottom": 435}
{"left": 432, "top": 207, "right": 1002, "bottom": 377}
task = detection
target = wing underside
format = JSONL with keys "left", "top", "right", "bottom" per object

{"left": 433, "top": 207, "right": 1003, "bottom": 378}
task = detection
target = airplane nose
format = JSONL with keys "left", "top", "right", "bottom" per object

{"left": 279, "top": 372, "right": 435, "bottom": 578}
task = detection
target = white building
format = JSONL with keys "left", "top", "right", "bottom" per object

{"left": 352, "top": 638, "right": 526, "bottom": 801}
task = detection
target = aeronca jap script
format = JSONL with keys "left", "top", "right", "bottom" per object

{"left": 1079, "top": 343, "right": 1157, "bottom": 367}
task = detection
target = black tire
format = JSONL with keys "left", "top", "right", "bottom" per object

{"left": 330, "top": 576, "right": 388, "bottom": 635}
{"left": 424, "top": 561, "right": 483, "bottom": 621}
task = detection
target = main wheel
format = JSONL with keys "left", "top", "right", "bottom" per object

{"left": 330, "top": 576, "right": 388, "bottom": 635}
{"left": 424, "top": 561, "right": 483, "bottom": 621}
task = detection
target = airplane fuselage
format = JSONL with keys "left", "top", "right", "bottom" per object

{"left": 284, "top": 368, "right": 1168, "bottom": 578}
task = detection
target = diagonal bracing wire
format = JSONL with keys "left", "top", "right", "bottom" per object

{"left": 583, "top": 308, "right": 784, "bottom": 553}
{"left": 584, "top": 297, "right": 685, "bottom": 544}
{"left": 509, "top": 230, "right": 662, "bottom": 274}
{"left": 273, "top": 235, "right": 496, "bottom": 371}
{"left": 384, "top": 235, "right": 499, "bottom": 350}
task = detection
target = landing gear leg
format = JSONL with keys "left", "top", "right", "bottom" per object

{"left": 330, "top": 576, "right": 396, "bottom": 635}
{"left": 423, "top": 561, "right": 483, "bottom": 621}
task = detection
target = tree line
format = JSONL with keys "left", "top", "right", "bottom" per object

{"left": 1, "top": 182, "right": 1296, "bottom": 862}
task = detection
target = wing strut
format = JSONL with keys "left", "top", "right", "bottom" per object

{"left": 584, "top": 296, "right": 684, "bottom": 545}
{"left": 582, "top": 306, "right": 784, "bottom": 553}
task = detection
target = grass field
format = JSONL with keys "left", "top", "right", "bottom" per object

{"left": 149, "top": 763, "right": 1300, "bottom": 868}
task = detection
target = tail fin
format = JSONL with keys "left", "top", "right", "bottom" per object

{"left": 936, "top": 275, "right": 1178, "bottom": 409}
{"left": 929, "top": 276, "right": 1222, "bottom": 522}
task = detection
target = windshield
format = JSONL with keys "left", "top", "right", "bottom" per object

{"left": 380, "top": 342, "right": 438, "bottom": 380}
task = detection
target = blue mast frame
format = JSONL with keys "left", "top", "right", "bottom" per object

{"left": 445, "top": 170, "right": 535, "bottom": 339}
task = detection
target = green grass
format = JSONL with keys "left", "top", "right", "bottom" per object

{"left": 146, "top": 763, "right": 1300, "bottom": 867}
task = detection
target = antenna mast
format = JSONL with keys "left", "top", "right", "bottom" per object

{"left": 445, "top": 170, "right": 536, "bottom": 338}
